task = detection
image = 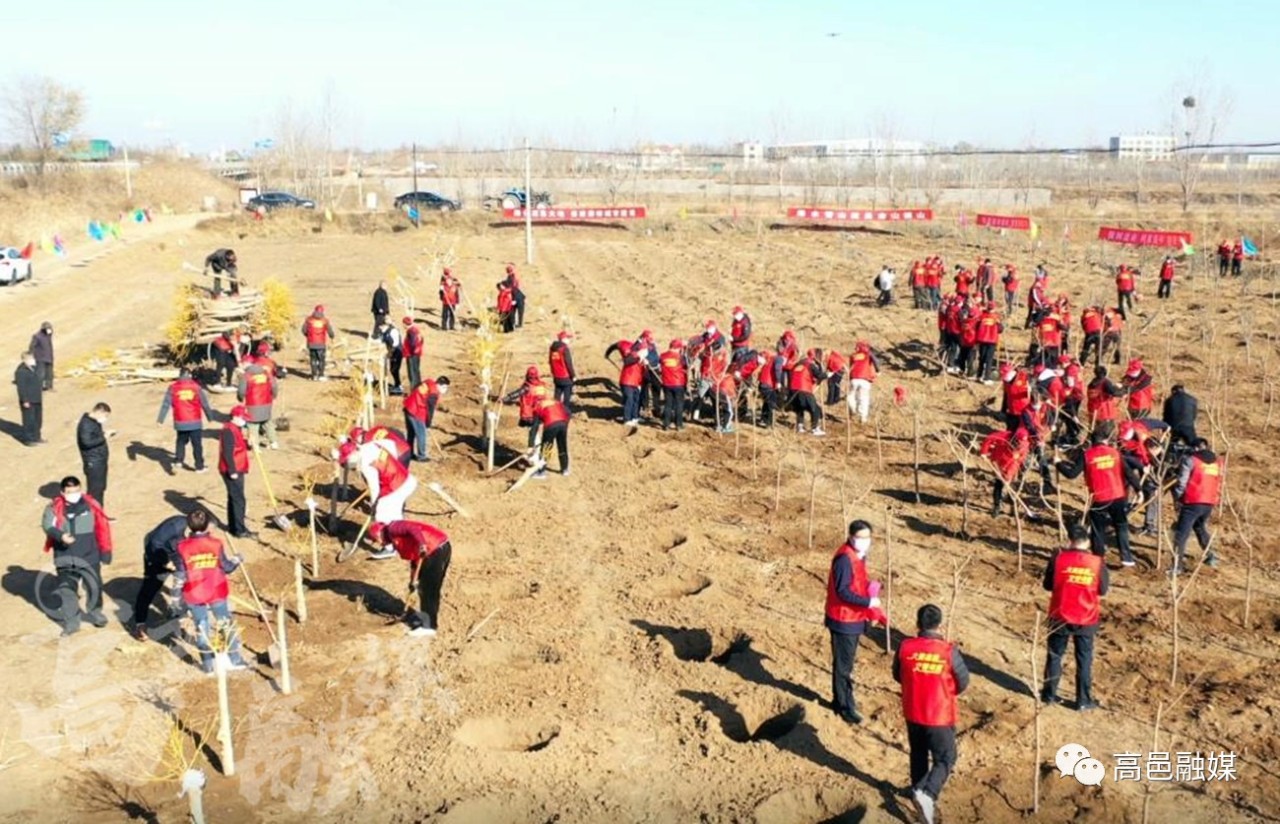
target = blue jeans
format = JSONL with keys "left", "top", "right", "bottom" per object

{"left": 188, "top": 599, "right": 246, "bottom": 671}
{"left": 622, "top": 386, "right": 641, "bottom": 422}
{"left": 404, "top": 411, "right": 428, "bottom": 460}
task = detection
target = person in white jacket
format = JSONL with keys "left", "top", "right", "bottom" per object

{"left": 345, "top": 440, "right": 418, "bottom": 559}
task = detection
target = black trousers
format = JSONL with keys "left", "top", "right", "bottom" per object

{"left": 83, "top": 460, "right": 108, "bottom": 505}
{"left": 175, "top": 429, "right": 205, "bottom": 469}
{"left": 1043, "top": 623, "right": 1096, "bottom": 704}
{"left": 407, "top": 356, "right": 421, "bottom": 389}
{"left": 662, "top": 386, "right": 685, "bottom": 429}
{"left": 501, "top": 312, "right": 516, "bottom": 334}
{"left": 1088, "top": 498, "right": 1133, "bottom": 564}
{"left": 793, "top": 392, "right": 822, "bottom": 428}
{"left": 1173, "top": 503, "right": 1214, "bottom": 567}
{"left": 308, "top": 347, "right": 326, "bottom": 378}
{"left": 412, "top": 542, "right": 452, "bottom": 630}
{"left": 759, "top": 387, "right": 778, "bottom": 426}
{"left": 1102, "top": 333, "right": 1122, "bottom": 365}
{"left": 389, "top": 350, "right": 404, "bottom": 388}
{"left": 829, "top": 630, "right": 861, "bottom": 716}
{"left": 513, "top": 291, "right": 526, "bottom": 327}
{"left": 55, "top": 555, "right": 103, "bottom": 626}
{"left": 215, "top": 350, "right": 235, "bottom": 386}
{"left": 1157, "top": 280, "right": 1172, "bottom": 299}
{"left": 441, "top": 304, "right": 456, "bottom": 331}
{"left": 540, "top": 422, "right": 569, "bottom": 472}
{"left": 554, "top": 379, "right": 574, "bottom": 409}
{"left": 908, "top": 723, "right": 958, "bottom": 801}
{"left": 133, "top": 552, "right": 174, "bottom": 627}
{"left": 1080, "top": 332, "right": 1101, "bottom": 365}
{"left": 38, "top": 361, "right": 54, "bottom": 390}
{"left": 825, "top": 375, "right": 843, "bottom": 406}
{"left": 976, "top": 343, "right": 996, "bottom": 381}
{"left": 1231, "top": 259, "right": 1242, "bottom": 276}
{"left": 1117, "top": 291, "right": 1133, "bottom": 319}
{"left": 1219, "top": 257, "right": 1229, "bottom": 276}
{"left": 21, "top": 401, "right": 42, "bottom": 442}
{"left": 641, "top": 374, "right": 663, "bottom": 416}
{"left": 223, "top": 473, "right": 247, "bottom": 534}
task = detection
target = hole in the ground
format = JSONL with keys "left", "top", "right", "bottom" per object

{"left": 453, "top": 718, "right": 561, "bottom": 752}
{"left": 666, "top": 534, "right": 689, "bottom": 551}
{"left": 665, "top": 629, "right": 713, "bottom": 661}
{"left": 710, "top": 633, "right": 752, "bottom": 665}
{"left": 754, "top": 785, "right": 867, "bottom": 824}
{"left": 648, "top": 573, "right": 713, "bottom": 599}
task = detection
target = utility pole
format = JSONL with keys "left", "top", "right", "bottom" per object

{"left": 123, "top": 143, "right": 133, "bottom": 200}
{"left": 411, "top": 142, "right": 420, "bottom": 228}
{"left": 524, "top": 137, "right": 533, "bottom": 264}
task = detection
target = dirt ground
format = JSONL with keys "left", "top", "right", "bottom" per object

{"left": 1, "top": 209, "right": 1278, "bottom": 823}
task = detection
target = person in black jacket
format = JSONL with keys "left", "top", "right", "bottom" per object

{"left": 130, "top": 512, "right": 190, "bottom": 640}
{"left": 28, "top": 321, "right": 54, "bottom": 390}
{"left": 77, "top": 403, "right": 115, "bottom": 505}
{"left": 204, "top": 248, "right": 238, "bottom": 296}
{"left": 14, "top": 351, "right": 43, "bottom": 445}
{"left": 1162, "top": 384, "right": 1199, "bottom": 446}
{"left": 371, "top": 280, "right": 390, "bottom": 331}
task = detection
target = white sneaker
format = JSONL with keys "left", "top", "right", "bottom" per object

{"left": 318, "top": 375, "right": 329, "bottom": 382}
{"left": 407, "top": 626, "right": 437, "bottom": 638}
{"left": 626, "top": 419, "right": 639, "bottom": 427}
{"left": 912, "top": 789, "right": 936, "bottom": 824}
{"left": 796, "top": 424, "right": 806, "bottom": 433}
{"left": 812, "top": 428, "right": 826, "bottom": 437}
{"left": 561, "top": 468, "right": 571, "bottom": 477}
{"left": 1121, "top": 560, "right": 1136, "bottom": 568}
{"left": 269, "top": 442, "right": 279, "bottom": 450}
{"left": 367, "top": 547, "right": 397, "bottom": 560}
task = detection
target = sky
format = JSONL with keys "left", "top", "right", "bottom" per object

{"left": 4, "top": 0, "right": 1273, "bottom": 153}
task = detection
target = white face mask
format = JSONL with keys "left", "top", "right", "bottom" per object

{"left": 63, "top": 492, "right": 82, "bottom": 504}
{"left": 706, "top": 326, "right": 717, "bottom": 336}
{"left": 853, "top": 537, "right": 872, "bottom": 556}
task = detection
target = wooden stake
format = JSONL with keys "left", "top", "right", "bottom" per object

{"left": 215, "top": 656, "right": 235, "bottom": 776}
{"left": 294, "top": 559, "right": 307, "bottom": 623}
{"left": 774, "top": 447, "right": 785, "bottom": 513}
{"left": 806, "top": 472, "right": 819, "bottom": 550}
{"left": 485, "top": 410, "right": 498, "bottom": 473}
{"left": 946, "top": 555, "right": 973, "bottom": 640}
{"left": 306, "top": 498, "right": 320, "bottom": 577}
{"left": 884, "top": 509, "right": 893, "bottom": 654}
{"left": 912, "top": 410, "right": 922, "bottom": 504}
{"left": 277, "top": 604, "right": 292, "bottom": 695}
{"left": 379, "top": 356, "right": 388, "bottom": 410}
{"left": 874, "top": 411, "right": 884, "bottom": 474}
{"left": 1030, "top": 610, "right": 1042, "bottom": 815}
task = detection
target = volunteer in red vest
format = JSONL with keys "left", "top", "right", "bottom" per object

{"left": 41, "top": 475, "right": 113, "bottom": 636}
{"left": 174, "top": 508, "right": 250, "bottom": 674}
{"left": 846, "top": 341, "right": 880, "bottom": 424}
{"left": 531, "top": 392, "right": 571, "bottom": 478}
{"left": 1231, "top": 240, "right": 1244, "bottom": 276}
{"left": 730, "top": 306, "right": 753, "bottom": 351}
{"left": 1078, "top": 305, "right": 1104, "bottom": 366}
{"left": 496, "top": 281, "right": 517, "bottom": 333}
{"left": 1101, "top": 307, "right": 1124, "bottom": 365}
{"left": 345, "top": 437, "right": 418, "bottom": 559}
{"left": 660, "top": 339, "right": 689, "bottom": 431}
{"left": 821, "top": 348, "right": 845, "bottom": 406}
{"left": 439, "top": 268, "right": 462, "bottom": 332}
{"left": 713, "top": 367, "right": 738, "bottom": 434}
{"left": 1217, "top": 240, "right": 1231, "bottom": 276}
{"left": 402, "top": 316, "right": 425, "bottom": 388}
{"left": 1172, "top": 438, "right": 1223, "bottom": 573}
{"left": 616, "top": 340, "right": 646, "bottom": 426}
{"left": 1025, "top": 272, "right": 1050, "bottom": 329}
{"left": 1114, "top": 265, "right": 1137, "bottom": 319}
{"left": 236, "top": 352, "right": 279, "bottom": 449}
{"left": 910, "top": 260, "right": 927, "bottom": 308}
{"left": 980, "top": 427, "right": 1029, "bottom": 518}
{"left": 350, "top": 424, "right": 412, "bottom": 469}
{"left": 1122, "top": 359, "right": 1156, "bottom": 418}
{"left": 1000, "top": 364, "right": 1031, "bottom": 431}
{"left": 1001, "top": 264, "right": 1019, "bottom": 315}
{"left": 893, "top": 603, "right": 970, "bottom": 824}
{"left": 370, "top": 519, "right": 452, "bottom": 637}
{"left": 974, "top": 303, "right": 1002, "bottom": 385}
{"left": 504, "top": 366, "right": 551, "bottom": 448}
{"left": 219, "top": 405, "right": 254, "bottom": 539}
{"left": 1119, "top": 419, "right": 1168, "bottom": 537}
{"left": 1057, "top": 430, "right": 1134, "bottom": 567}
{"left": 824, "top": 520, "right": 887, "bottom": 725}
{"left": 157, "top": 367, "right": 216, "bottom": 472}
{"left": 789, "top": 349, "right": 826, "bottom": 436}
{"left": 1157, "top": 255, "right": 1177, "bottom": 299}
{"left": 301, "top": 304, "right": 335, "bottom": 381}
{"left": 403, "top": 375, "right": 450, "bottom": 462}
{"left": 1036, "top": 311, "right": 1064, "bottom": 367}
{"left": 1085, "top": 365, "right": 1125, "bottom": 434}
{"left": 1041, "top": 524, "right": 1107, "bottom": 711}
{"left": 1058, "top": 355, "right": 1085, "bottom": 446}
{"left": 211, "top": 330, "right": 238, "bottom": 388}
{"left": 503, "top": 263, "right": 526, "bottom": 328}
{"left": 548, "top": 330, "right": 577, "bottom": 408}
{"left": 757, "top": 349, "right": 784, "bottom": 428}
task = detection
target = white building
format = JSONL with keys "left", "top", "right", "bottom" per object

{"left": 1109, "top": 134, "right": 1176, "bottom": 162}
{"left": 637, "top": 144, "right": 683, "bottom": 172}
{"left": 737, "top": 141, "right": 765, "bottom": 167}
{"left": 766, "top": 138, "right": 927, "bottom": 167}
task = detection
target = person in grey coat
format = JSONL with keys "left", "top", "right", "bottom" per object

{"left": 28, "top": 321, "right": 54, "bottom": 390}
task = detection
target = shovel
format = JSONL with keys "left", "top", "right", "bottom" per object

{"left": 252, "top": 444, "right": 294, "bottom": 532}
{"left": 224, "top": 534, "right": 281, "bottom": 667}
{"left": 337, "top": 512, "right": 375, "bottom": 563}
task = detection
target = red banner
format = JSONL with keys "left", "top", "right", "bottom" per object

{"left": 1097, "top": 227, "right": 1192, "bottom": 248}
{"left": 976, "top": 213, "right": 1032, "bottom": 231}
{"left": 787, "top": 207, "right": 934, "bottom": 222}
{"left": 502, "top": 206, "right": 647, "bottom": 220}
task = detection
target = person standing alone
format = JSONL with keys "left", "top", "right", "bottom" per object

{"left": 371, "top": 280, "right": 390, "bottom": 331}
{"left": 823, "top": 519, "right": 886, "bottom": 725}
{"left": 28, "top": 321, "right": 55, "bottom": 391}
{"left": 77, "top": 403, "right": 114, "bottom": 506}
{"left": 219, "top": 405, "right": 254, "bottom": 539}
{"left": 301, "top": 305, "right": 335, "bottom": 381}
{"left": 157, "top": 368, "right": 216, "bottom": 471}
{"left": 14, "top": 351, "right": 43, "bottom": 445}
{"left": 894, "top": 603, "right": 970, "bottom": 824}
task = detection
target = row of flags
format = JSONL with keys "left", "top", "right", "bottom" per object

{"left": 14, "top": 207, "right": 158, "bottom": 260}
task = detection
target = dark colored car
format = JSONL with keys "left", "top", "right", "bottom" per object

{"left": 246, "top": 192, "right": 317, "bottom": 212}
{"left": 394, "top": 191, "right": 462, "bottom": 212}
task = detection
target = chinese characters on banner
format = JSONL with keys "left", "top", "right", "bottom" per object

{"left": 1112, "top": 752, "right": 1239, "bottom": 783}
{"left": 786, "top": 207, "right": 934, "bottom": 222}
{"left": 976, "top": 213, "right": 1033, "bottom": 231}
{"left": 502, "top": 206, "right": 648, "bottom": 220}
{"left": 1097, "top": 226, "right": 1193, "bottom": 248}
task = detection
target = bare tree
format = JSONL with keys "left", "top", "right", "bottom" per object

{"left": 3, "top": 75, "right": 85, "bottom": 173}
{"left": 1171, "top": 84, "right": 1232, "bottom": 213}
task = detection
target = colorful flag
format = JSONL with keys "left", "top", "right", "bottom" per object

{"left": 40, "top": 235, "right": 53, "bottom": 255}
{"left": 88, "top": 221, "right": 104, "bottom": 241}
{"left": 1243, "top": 237, "right": 1259, "bottom": 256}
{"left": 133, "top": 208, "right": 145, "bottom": 223}
{"left": 1029, "top": 221, "right": 1040, "bottom": 240}
{"left": 407, "top": 206, "right": 420, "bottom": 222}
{"left": 19, "top": 242, "right": 34, "bottom": 260}
{"left": 52, "top": 234, "right": 66, "bottom": 256}
{"left": 108, "top": 222, "right": 122, "bottom": 240}
{"left": 324, "top": 207, "right": 334, "bottom": 222}
{"left": 1179, "top": 239, "right": 1196, "bottom": 257}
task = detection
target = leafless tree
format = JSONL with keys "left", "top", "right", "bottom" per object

{"left": 1170, "top": 83, "right": 1232, "bottom": 213}
{"left": 2, "top": 75, "right": 85, "bottom": 173}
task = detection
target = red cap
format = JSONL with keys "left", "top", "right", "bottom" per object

{"left": 369, "top": 522, "right": 386, "bottom": 543}
{"left": 402, "top": 316, "right": 413, "bottom": 325}
{"left": 505, "top": 264, "right": 515, "bottom": 274}
{"left": 349, "top": 426, "right": 366, "bottom": 442}
{"left": 443, "top": 267, "right": 452, "bottom": 276}
{"left": 641, "top": 329, "right": 653, "bottom": 339}
{"left": 705, "top": 319, "right": 716, "bottom": 329}
{"left": 525, "top": 365, "right": 540, "bottom": 379}
{"left": 557, "top": 330, "right": 573, "bottom": 341}
{"left": 256, "top": 341, "right": 270, "bottom": 355}
{"left": 670, "top": 338, "right": 684, "bottom": 349}
{"left": 314, "top": 304, "right": 324, "bottom": 314}
{"left": 230, "top": 405, "right": 248, "bottom": 419}
{"left": 1126, "top": 359, "right": 1143, "bottom": 376}
{"left": 619, "top": 340, "right": 633, "bottom": 354}
{"left": 732, "top": 305, "right": 743, "bottom": 314}
{"left": 1058, "top": 354, "right": 1072, "bottom": 365}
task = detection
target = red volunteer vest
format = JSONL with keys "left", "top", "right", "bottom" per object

{"left": 898, "top": 636, "right": 958, "bottom": 726}
{"left": 1087, "top": 381, "right": 1119, "bottom": 422}
{"left": 549, "top": 343, "right": 572, "bottom": 380}
{"left": 824, "top": 542, "right": 871, "bottom": 624}
{"left": 1048, "top": 550, "right": 1103, "bottom": 626}
{"left": 404, "top": 380, "right": 437, "bottom": 421}
{"left": 976, "top": 314, "right": 1001, "bottom": 345}
{"left": 659, "top": 350, "right": 687, "bottom": 388}
{"left": 387, "top": 520, "right": 449, "bottom": 562}
{"left": 1005, "top": 374, "right": 1030, "bottom": 415}
{"left": 1083, "top": 445, "right": 1125, "bottom": 502}
{"left": 731, "top": 317, "right": 752, "bottom": 348}
{"left": 373, "top": 444, "right": 409, "bottom": 495}
{"left": 535, "top": 396, "right": 570, "bottom": 427}
{"left": 497, "top": 288, "right": 515, "bottom": 313}
{"left": 1038, "top": 318, "right": 1062, "bottom": 349}
{"left": 218, "top": 423, "right": 249, "bottom": 474}
{"left": 243, "top": 367, "right": 273, "bottom": 407}
{"left": 305, "top": 317, "right": 329, "bottom": 346}
{"left": 620, "top": 356, "right": 645, "bottom": 388}
{"left": 441, "top": 279, "right": 459, "bottom": 306}
{"left": 402, "top": 326, "right": 423, "bottom": 357}
{"left": 169, "top": 379, "right": 203, "bottom": 424}
{"left": 177, "top": 534, "right": 230, "bottom": 605}
{"left": 365, "top": 426, "right": 412, "bottom": 460}
{"left": 789, "top": 360, "right": 816, "bottom": 393}
{"left": 1116, "top": 271, "right": 1135, "bottom": 293}
{"left": 825, "top": 351, "right": 846, "bottom": 375}
{"left": 848, "top": 351, "right": 876, "bottom": 381}
{"left": 1081, "top": 308, "right": 1103, "bottom": 334}
{"left": 1183, "top": 456, "right": 1223, "bottom": 505}
{"left": 519, "top": 382, "right": 549, "bottom": 421}
{"left": 1126, "top": 376, "right": 1154, "bottom": 413}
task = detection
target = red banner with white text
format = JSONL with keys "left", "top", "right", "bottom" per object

{"left": 1097, "top": 226, "right": 1192, "bottom": 248}
{"left": 787, "top": 207, "right": 933, "bottom": 222}
{"left": 503, "top": 206, "right": 647, "bottom": 220}
{"left": 976, "top": 213, "right": 1032, "bottom": 231}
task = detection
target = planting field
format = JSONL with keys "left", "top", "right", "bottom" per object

{"left": 0, "top": 210, "right": 1278, "bottom": 823}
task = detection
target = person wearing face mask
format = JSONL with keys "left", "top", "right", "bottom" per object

{"left": 730, "top": 306, "right": 753, "bottom": 351}
{"left": 42, "top": 476, "right": 113, "bottom": 636}
{"left": 219, "top": 405, "right": 255, "bottom": 539}
{"left": 76, "top": 402, "right": 115, "bottom": 506}
{"left": 824, "top": 519, "right": 887, "bottom": 725}
{"left": 14, "top": 350, "right": 44, "bottom": 445}
{"left": 28, "top": 321, "right": 55, "bottom": 391}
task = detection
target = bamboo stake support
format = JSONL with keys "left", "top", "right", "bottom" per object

{"left": 180, "top": 769, "right": 207, "bottom": 824}
{"left": 485, "top": 410, "right": 498, "bottom": 473}
{"left": 294, "top": 559, "right": 307, "bottom": 623}
{"left": 277, "top": 604, "right": 292, "bottom": 695}
{"left": 427, "top": 481, "right": 471, "bottom": 518}
{"left": 806, "top": 472, "right": 819, "bottom": 550}
{"left": 884, "top": 508, "right": 893, "bottom": 654}
{"left": 215, "top": 655, "right": 235, "bottom": 776}
{"left": 1031, "top": 610, "right": 1042, "bottom": 815}
{"left": 306, "top": 497, "right": 320, "bottom": 577}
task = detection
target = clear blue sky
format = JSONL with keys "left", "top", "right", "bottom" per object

{"left": 4, "top": 0, "right": 1270, "bottom": 152}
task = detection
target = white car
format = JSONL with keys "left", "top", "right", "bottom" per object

{"left": 0, "top": 247, "right": 33, "bottom": 285}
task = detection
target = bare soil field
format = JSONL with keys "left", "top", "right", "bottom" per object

{"left": 0, "top": 208, "right": 1277, "bottom": 823}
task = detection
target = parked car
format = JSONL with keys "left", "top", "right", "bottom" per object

{"left": 394, "top": 191, "right": 462, "bottom": 212}
{"left": 0, "top": 246, "right": 33, "bottom": 285}
{"left": 482, "top": 188, "right": 552, "bottom": 211}
{"left": 245, "top": 192, "right": 316, "bottom": 212}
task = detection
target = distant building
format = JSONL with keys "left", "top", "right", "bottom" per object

{"left": 638, "top": 144, "right": 683, "bottom": 172}
{"left": 764, "top": 138, "right": 926, "bottom": 166}
{"left": 1246, "top": 154, "right": 1280, "bottom": 169}
{"left": 737, "top": 141, "right": 765, "bottom": 168}
{"left": 1109, "top": 134, "right": 1176, "bottom": 162}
